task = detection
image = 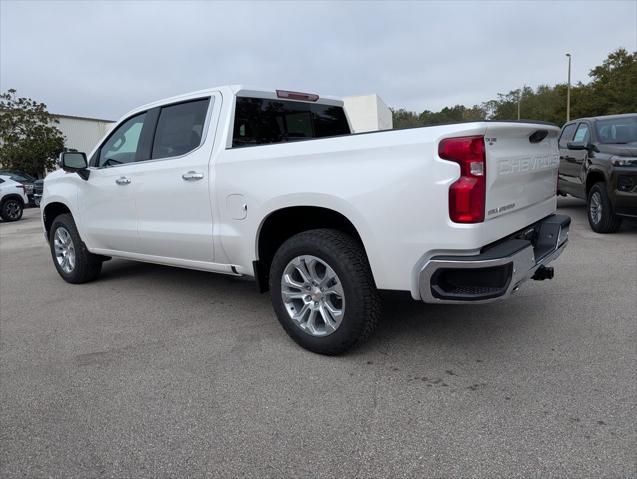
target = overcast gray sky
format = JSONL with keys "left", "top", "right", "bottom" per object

{"left": 1, "top": 0, "right": 636, "bottom": 120}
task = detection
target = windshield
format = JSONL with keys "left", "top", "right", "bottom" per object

{"left": 595, "top": 116, "right": 637, "bottom": 144}
{"left": 0, "top": 171, "right": 35, "bottom": 182}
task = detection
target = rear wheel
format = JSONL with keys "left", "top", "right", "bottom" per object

{"left": 269, "top": 229, "right": 381, "bottom": 355}
{"left": 587, "top": 182, "right": 622, "bottom": 233}
{"left": 49, "top": 213, "right": 103, "bottom": 283}
{"left": 1, "top": 197, "right": 23, "bottom": 221}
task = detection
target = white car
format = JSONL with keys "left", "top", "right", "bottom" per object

{"left": 0, "top": 175, "right": 28, "bottom": 222}
{"left": 42, "top": 86, "right": 570, "bottom": 354}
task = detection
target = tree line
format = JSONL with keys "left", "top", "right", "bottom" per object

{"left": 392, "top": 48, "right": 637, "bottom": 129}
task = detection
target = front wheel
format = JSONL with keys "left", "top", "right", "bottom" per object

{"left": 269, "top": 229, "right": 381, "bottom": 355}
{"left": 49, "top": 213, "right": 103, "bottom": 283}
{"left": 1, "top": 198, "right": 23, "bottom": 221}
{"left": 587, "top": 182, "right": 622, "bottom": 233}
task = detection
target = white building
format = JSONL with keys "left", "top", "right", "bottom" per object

{"left": 53, "top": 114, "right": 115, "bottom": 154}
{"left": 343, "top": 94, "right": 393, "bottom": 133}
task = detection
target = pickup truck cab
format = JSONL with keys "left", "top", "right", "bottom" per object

{"left": 558, "top": 113, "right": 637, "bottom": 233}
{"left": 42, "top": 85, "right": 570, "bottom": 354}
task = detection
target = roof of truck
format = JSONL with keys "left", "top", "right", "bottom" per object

{"left": 230, "top": 85, "right": 343, "bottom": 104}
{"left": 133, "top": 85, "right": 343, "bottom": 115}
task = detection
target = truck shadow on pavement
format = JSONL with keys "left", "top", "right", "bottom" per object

{"left": 97, "top": 258, "right": 537, "bottom": 355}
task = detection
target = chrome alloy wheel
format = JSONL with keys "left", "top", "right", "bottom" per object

{"left": 590, "top": 191, "right": 603, "bottom": 224}
{"left": 54, "top": 226, "right": 76, "bottom": 273}
{"left": 280, "top": 255, "right": 345, "bottom": 337}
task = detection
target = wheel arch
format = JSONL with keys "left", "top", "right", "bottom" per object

{"left": 43, "top": 201, "right": 73, "bottom": 239}
{"left": 1, "top": 194, "right": 25, "bottom": 206}
{"left": 253, "top": 205, "right": 370, "bottom": 292}
{"left": 585, "top": 169, "right": 606, "bottom": 195}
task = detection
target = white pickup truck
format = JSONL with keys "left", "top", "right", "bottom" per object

{"left": 43, "top": 85, "right": 570, "bottom": 354}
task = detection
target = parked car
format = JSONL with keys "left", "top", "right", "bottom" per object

{"left": 558, "top": 113, "right": 637, "bottom": 233}
{"left": 0, "top": 170, "right": 37, "bottom": 206}
{"left": 0, "top": 175, "right": 29, "bottom": 221}
{"left": 42, "top": 86, "right": 569, "bottom": 354}
{"left": 33, "top": 179, "right": 44, "bottom": 206}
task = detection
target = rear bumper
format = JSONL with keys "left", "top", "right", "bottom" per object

{"left": 418, "top": 214, "right": 570, "bottom": 303}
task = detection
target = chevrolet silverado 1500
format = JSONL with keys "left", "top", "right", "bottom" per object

{"left": 42, "top": 86, "right": 570, "bottom": 354}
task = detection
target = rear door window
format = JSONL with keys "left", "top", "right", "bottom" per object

{"left": 152, "top": 98, "right": 210, "bottom": 159}
{"left": 232, "top": 98, "right": 350, "bottom": 147}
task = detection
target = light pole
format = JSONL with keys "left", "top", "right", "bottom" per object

{"left": 517, "top": 85, "right": 524, "bottom": 121}
{"left": 566, "top": 53, "right": 572, "bottom": 122}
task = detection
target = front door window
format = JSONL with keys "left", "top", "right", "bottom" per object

{"left": 98, "top": 112, "right": 147, "bottom": 167}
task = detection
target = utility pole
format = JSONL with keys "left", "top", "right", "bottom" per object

{"left": 566, "top": 53, "right": 572, "bottom": 122}
{"left": 517, "top": 85, "right": 524, "bottom": 121}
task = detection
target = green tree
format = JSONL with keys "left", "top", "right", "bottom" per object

{"left": 390, "top": 108, "right": 422, "bottom": 129}
{"left": 462, "top": 105, "right": 487, "bottom": 121}
{"left": 576, "top": 48, "right": 637, "bottom": 116}
{"left": 392, "top": 104, "right": 487, "bottom": 129}
{"left": 484, "top": 90, "right": 521, "bottom": 121}
{"left": 0, "top": 89, "right": 65, "bottom": 177}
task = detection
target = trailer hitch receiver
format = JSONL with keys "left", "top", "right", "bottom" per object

{"left": 532, "top": 265, "right": 554, "bottom": 281}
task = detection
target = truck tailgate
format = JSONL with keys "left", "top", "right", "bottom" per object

{"left": 484, "top": 123, "right": 560, "bottom": 221}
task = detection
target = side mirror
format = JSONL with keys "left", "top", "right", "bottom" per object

{"left": 566, "top": 141, "right": 587, "bottom": 151}
{"left": 59, "top": 152, "right": 90, "bottom": 180}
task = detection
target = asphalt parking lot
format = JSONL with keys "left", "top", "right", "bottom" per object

{"left": 1, "top": 199, "right": 635, "bottom": 478}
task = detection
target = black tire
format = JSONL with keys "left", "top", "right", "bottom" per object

{"left": 269, "top": 229, "right": 381, "bottom": 355}
{"left": 49, "top": 213, "right": 103, "bottom": 283}
{"left": 587, "top": 182, "right": 622, "bottom": 234}
{"left": 0, "top": 197, "right": 24, "bottom": 221}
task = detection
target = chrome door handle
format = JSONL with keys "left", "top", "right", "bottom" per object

{"left": 182, "top": 171, "right": 204, "bottom": 181}
{"left": 115, "top": 177, "right": 131, "bottom": 185}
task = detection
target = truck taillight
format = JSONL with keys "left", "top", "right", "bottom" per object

{"left": 276, "top": 90, "right": 319, "bottom": 102}
{"left": 439, "top": 135, "right": 486, "bottom": 223}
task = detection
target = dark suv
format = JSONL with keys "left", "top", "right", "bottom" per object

{"left": 558, "top": 113, "right": 637, "bottom": 233}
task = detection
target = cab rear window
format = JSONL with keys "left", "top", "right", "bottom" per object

{"left": 232, "top": 97, "right": 350, "bottom": 148}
